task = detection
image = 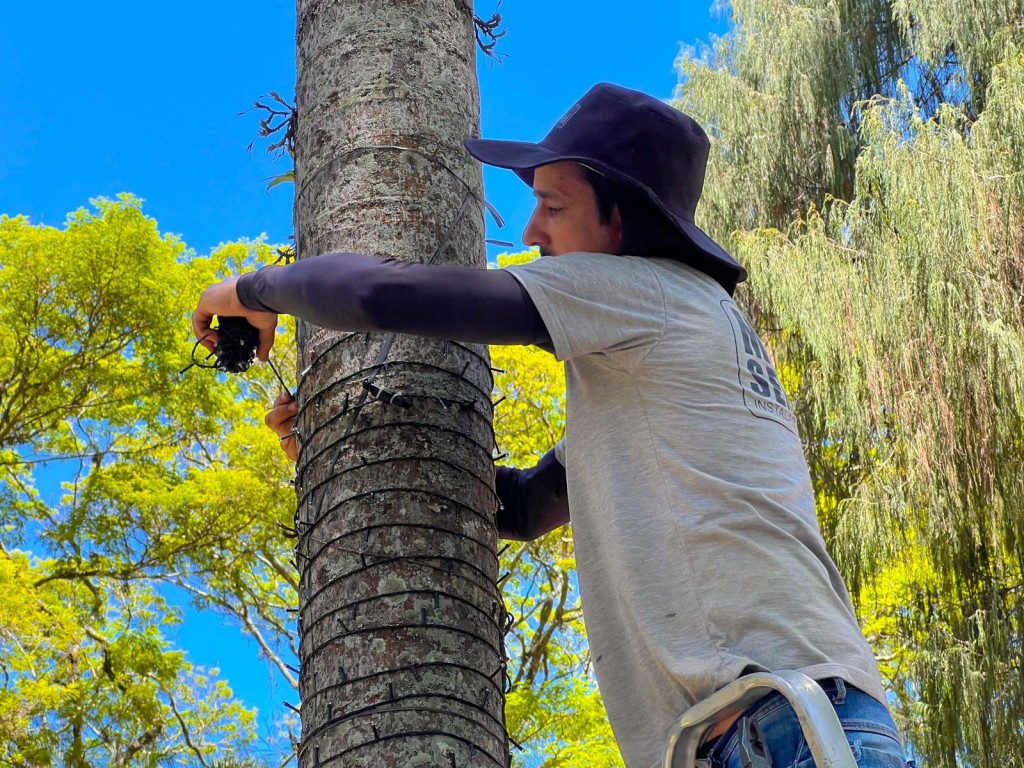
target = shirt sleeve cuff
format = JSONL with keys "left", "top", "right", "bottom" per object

{"left": 236, "top": 269, "right": 283, "bottom": 313}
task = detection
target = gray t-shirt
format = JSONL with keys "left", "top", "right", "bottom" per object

{"left": 507, "top": 252, "right": 885, "bottom": 768}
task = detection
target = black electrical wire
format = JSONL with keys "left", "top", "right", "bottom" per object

{"left": 179, "top": 315, "right": 291, "bottom": 394}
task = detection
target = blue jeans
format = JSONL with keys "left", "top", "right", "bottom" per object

{"left": 696, "top": 680, "right": 910, "bottom": 768}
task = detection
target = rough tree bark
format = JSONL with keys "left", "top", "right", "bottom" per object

{"left": 291, "top": 1, "right": 507, "bottom": 767}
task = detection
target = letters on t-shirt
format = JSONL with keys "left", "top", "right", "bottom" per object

{"left": 722, "top": 301, "right": 797, "bottom": 434}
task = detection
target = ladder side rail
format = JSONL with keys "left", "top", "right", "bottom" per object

{"left": 663, "top": 671, "right": 859, "bottom": 768}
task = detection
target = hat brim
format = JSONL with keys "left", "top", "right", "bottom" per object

{"left": 464, "top": 137, "right": 584, "bottom": 187}
{"left": 677, "top": 219, "right": 746, "bottom": 282}
{"left": 464, "top": 136, "right": 628, "bottom": 190}
{"left": 463, "top": 137, "right": 565, "bottom": 172}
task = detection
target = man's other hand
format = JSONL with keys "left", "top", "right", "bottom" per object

{"left": 192, "top": 278, "right": 278, "bottom": 362}
{"left": 266, "top": 391, "right": 299, "bottom": 462}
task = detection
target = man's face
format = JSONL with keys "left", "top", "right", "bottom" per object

{"left": 522, "top": 162, "right": 622, "bottom": 257}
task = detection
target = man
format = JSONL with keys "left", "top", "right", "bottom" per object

{"left": 193, "top": 83, "right": 908, "bottom": 768}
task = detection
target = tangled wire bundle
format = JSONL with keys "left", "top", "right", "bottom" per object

{"left": 212, "top": 316, "right": 260, "bottom": 373}
{"left": 181, "top": 315, "right": 290, "bottom": 393}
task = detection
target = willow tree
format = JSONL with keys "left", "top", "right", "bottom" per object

{"left": 290, "top": 2, "right": 507, "bottom": 767}
{"left": 677, "top": 2, "right": 1024, "bottom": 765}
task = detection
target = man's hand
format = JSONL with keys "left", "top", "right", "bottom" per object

{"left": 266, "top": 391, "right": 299, "bottom": 462}
{"left": 192, "top": 277, "right": 278, "bottom": 362}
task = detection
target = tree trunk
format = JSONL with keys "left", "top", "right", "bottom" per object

{"left": 292, "top": 2, "right": 507, "bottom": 767}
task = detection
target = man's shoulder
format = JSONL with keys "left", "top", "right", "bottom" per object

{"left": 507, "top": 253, "right": 730, "bottom": 309}
{"left": 507, "top": 252, "right": 665, "bottom": 299}
{"left": 507, "top": 250, "right": 618, "bottom": 266}
{"left": 507, "top": 251, "right": 655, "bottom": 277}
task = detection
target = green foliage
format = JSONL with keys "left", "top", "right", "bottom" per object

{"left": 0, "top": 198, "right": 297, "bottom": 766}
{"left": 679, "top": 4, "right": 1024, "bottom": 765}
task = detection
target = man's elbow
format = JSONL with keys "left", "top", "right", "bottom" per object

{"left": 497, "top": 508, "right": 569, "bottom": 542}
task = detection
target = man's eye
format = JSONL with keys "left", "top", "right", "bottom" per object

{"left": 547, "top": 207, "right": 561, "bottom": 216}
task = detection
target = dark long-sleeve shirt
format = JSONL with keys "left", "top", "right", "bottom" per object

{"left": 236, "top": 252, "right": 552, "bottom": 348}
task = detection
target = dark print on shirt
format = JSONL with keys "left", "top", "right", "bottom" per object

{"left": 721, "top": 300, "right": 797, "bottom": 434}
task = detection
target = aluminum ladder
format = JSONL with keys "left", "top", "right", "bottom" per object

{"left": 663, "top": 671, "right": 858, "bottom": 768}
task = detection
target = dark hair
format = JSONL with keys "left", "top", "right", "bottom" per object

{"left": 583, "top": 167, "right": 740, "bottom": 294}
{"left": 582, "top": 166, "right": 618, "bottom": 225}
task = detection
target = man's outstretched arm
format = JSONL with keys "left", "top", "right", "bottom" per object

{"left": 236, "top": 252, "right": 552, "bottom": 348}
{"left": 192, "top": 252, "right": 552, "bottom": 359}
{"left": 217, "top": 254, "right": 568, "bottom": 538}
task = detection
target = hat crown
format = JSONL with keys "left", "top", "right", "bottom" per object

{"left": 540, "top": 83, "right": 709, "bottom": 222}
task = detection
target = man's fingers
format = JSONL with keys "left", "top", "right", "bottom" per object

{"left": 197, "top": 330, "right": 219, "bottom": 353}
{"left": 265, "top": 395, "right": 300, "bottom": 463}
{"left": 264, "top": 408, "right": 293, "bottom": 433}
{"left": 265, "top": 400, "right": 298, "bottom": 435}
{"left": 192, "top": 311, "right": 217, "bottom": 351}
{"left": 257, "top": 325, "right": 275, "bottom": 362}
{"left": 280, "top": 433, "right": 299, "bottom": 462}
{"left": 192, "top": 278, "right": 249, "bottom": 354}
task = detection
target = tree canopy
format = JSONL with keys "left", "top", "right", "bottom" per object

{"left": 677, "top": 1, "right": 1024, "bottom": 764}
{"left": 0, "top": 198, "right": 296, "bottom": 767}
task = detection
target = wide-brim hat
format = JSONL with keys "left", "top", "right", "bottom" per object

{"left": 464, "top": 82, "right": 747, "bottom": 290}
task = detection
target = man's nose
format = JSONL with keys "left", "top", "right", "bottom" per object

{"left": 522, "top": 211, "right": 546, "bottom": 248}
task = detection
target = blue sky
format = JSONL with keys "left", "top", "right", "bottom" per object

{"left": 1, "top": 1, "right": 728, "bottom": 258}
{"left": 1, "top": 0, "right": 728, "bottom": 758}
